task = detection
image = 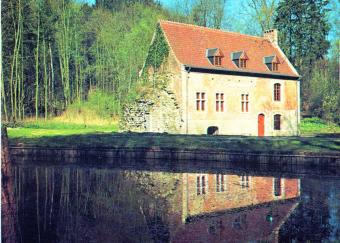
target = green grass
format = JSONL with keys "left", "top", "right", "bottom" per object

{"left": 59, "top": 90, "right": 120, "bottom": 124}
{"left": 7, "top": 90, "right": 120, "bottom": 138}
{"left": 299, "top": 117, "right": 340, "bottom": 136}
{"left": 8, "top": 119, "right": 118, "bottom": 139}
{"left": 6, "top": 117, "right": 340, "bottom": 154}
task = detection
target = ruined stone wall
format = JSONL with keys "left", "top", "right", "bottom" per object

{"left": 121, "top": 42, "right": 184, "bottom": 133}
{"left": 121, "top": 88, "right": 183, "bottom": 133}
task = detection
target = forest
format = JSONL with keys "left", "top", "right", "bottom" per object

{"left": 2, "top": 0, "right": 339, "bottom": 126}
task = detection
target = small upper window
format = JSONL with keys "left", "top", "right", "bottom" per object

{"left": 240, "top": 59, "right": 247, "bottom": 68}
{"left": 274, "top": 83, "right": 281, "bottom": 101}
{"left": 274, "top": 114, "right": 281, "bottom": 130}
{"left": 214, "top": 56, "right": 222, "bottom": 66}
{"left": 273, "top": 63, "right": 278, "bottom": 71}
{"left": 206, "top": 48, "right": 223, "bottom": 66}
{"left": 232, "top": 51, "right": 248, "bottom": 69}
{"left": 264, "top": 55, "right": 280, "bottom": 71}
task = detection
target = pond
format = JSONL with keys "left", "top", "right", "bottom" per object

{"left": 2, "top": 158, "right": 340, "bottom": 242}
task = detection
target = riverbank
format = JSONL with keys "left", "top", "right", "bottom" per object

{"left": 6, "top": 118, "right": 340, "bottom": 164}
{"left": 8, "top": 131, "right": 339, "bottom": 155}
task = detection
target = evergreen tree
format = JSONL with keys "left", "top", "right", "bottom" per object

{"left": 274, "top": 0, "right": 330, "bottom": 108}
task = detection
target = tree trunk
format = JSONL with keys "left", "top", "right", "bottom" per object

{"left": 35, "top": 11, "right": 40, "bottom": 120}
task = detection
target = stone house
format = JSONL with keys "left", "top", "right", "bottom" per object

{"left": 124, "top": 20, "right": 300, "bottom": 136}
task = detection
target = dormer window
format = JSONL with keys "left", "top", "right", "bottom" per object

{"left": 240, "top": 59, "right": 247, "bottom": 68}
{"left": 232, "top": 51, "right": 248, "bottom": 69}
{"left": 264, "top": 55, "right": 280, "bottom": 72}
{"left": 273, "top": 63, "right": 278, "bottom": 71}
{"left": 206, "top": 48, "right": 223, "bottom": 66}
{"left": 214, "top": 56, "right": 222, "bottom": 66}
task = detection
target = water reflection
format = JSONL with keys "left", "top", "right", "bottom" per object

{"left": 1, "top": 164, "right": 339, "bottom": 242}
{"left": 175, "top": 173, "right": 300, "bottom": 242}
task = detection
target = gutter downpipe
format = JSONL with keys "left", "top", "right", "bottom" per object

{"left": 186, "top": 67, "right": 191, "bottom": 134}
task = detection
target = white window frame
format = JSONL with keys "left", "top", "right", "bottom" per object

{"left": 195, "top": 91, "right": 207, "bottom": 112}
{"left": 215, "top": 92, "right": 225, "bottom": 112}
{"left": 271, "top": 80, "right": 284, "bottom": 103}
{"left": 241, "top": 93, "right": 250, "bottom": 113}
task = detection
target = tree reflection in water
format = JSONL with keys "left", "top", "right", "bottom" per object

{"left": 279, "top": 178, "right": 340, "bottom": 242}
{"left": 2, "top": 164, "right": 339, "bottom": 242}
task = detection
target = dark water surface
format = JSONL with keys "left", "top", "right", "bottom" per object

{"left": 2, "top": 158, "right": 340, "bottom": 243}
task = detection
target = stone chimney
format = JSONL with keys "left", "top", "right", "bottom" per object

{"left": 263, "top": 29, "right": 278, "bottom": 45}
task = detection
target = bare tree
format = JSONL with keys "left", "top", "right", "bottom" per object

{"left": 191, "top": 0, "right": 227, "bottom": 29}
{"left": 243, "top": 0, "right": 277, "bottom": 34}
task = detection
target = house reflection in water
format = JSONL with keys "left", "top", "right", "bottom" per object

{"left": 6, "top": 165, "right": 301, "bottom": 242}
{"left": 168, "top": 173, "right": 300, "bottom": 242}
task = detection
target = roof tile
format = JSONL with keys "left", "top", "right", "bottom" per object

{"left": 159, "top": 21, "right": 297, "bottom": 77}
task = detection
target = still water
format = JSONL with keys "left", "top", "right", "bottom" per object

{"left": 2, "top": 159, "right": 340, "bottom": 243}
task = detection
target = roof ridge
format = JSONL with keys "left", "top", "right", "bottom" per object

{"left": 159, "top": 20, "right": 266, "bottom": 41}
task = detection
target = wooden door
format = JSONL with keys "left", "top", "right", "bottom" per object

{"left": 258, "top": 114, "right": 265, "bottom": 137}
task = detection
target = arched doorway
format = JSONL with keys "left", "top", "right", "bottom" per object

{"left": 207, "top": 126, "right": 219, "bottom": 135}
{"left": 258, "top": 114, "right": 265, "bottom": 137}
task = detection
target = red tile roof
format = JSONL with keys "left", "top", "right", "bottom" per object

{"left": 159, "top": 21, "right": 299, "bottom": 78}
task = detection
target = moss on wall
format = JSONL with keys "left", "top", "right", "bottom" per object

{"left": 143, "top": 24, "right": 169, "bottom": 73}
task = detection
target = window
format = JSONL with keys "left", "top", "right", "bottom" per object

{"left": 264, "top": 55, "right": 279, "bottom": 71}
{"left": 274, "top": 83, "right": 281, "bottom": 101}
{"left": 197, "top": 175, "right": 207, "bottom": 195}
{"left": 240, "top": 175, "right": 250, "bottom": 188}
{"left": 196, "top": 92, "right": 205, "bottom": 111}
{"left": 241, "top": 94, "right": 249, "bottom": 112}
{"left": 216, "top": 93, "right": 224, "bottom": 112}
{"left": 233, "top": 58, "right": 247, "bottom": 68}
{"left": 274, "top": 178, "right": 282, "bottom": 196}
{"left": 232, "top": 51, "right": 248, "bottom": 68}
{"left": 274, "top": 114, "right": 281, "bottom": 130}
{"left": 206, "top": 48, "right": 223, "bottom": 66}
{"left": 214, "top": 56, "right": 222, "bottom": 66}
{"left": 240, "top": 59, "right": 247, "bottom": 68}
{"left": 273, "top": 62, "right": 278, "bottom": 71}
{"left": 216, "top": 174, "right": 225, "bottom": 192}
{"left": 233, "top": 214, "right": 247, "bottom": 230}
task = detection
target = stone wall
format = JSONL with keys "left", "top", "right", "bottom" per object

{"left": 121, "top": 88, "right": 183, "bottom": 133}
{"left": 181, "top": 70, "right": 300, "bottom": 136}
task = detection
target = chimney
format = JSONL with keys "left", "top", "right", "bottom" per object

{"left": 263, "top": 29, "right": 278, "bottom": 45}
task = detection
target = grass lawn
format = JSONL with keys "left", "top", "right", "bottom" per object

{"left": 7, "top": 119, "right": 118, "bottom": 138}
{"left": 6, "top": 118, "right": 340, "bottom": 155}
{"left": 299, "top": 117, "right": 340, "bottom": 136}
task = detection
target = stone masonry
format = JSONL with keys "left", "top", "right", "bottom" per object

{"left": 121, "top": 88, "right": 183, "bottom": 133}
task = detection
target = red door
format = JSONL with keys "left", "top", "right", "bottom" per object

{"left": 258, "top": 114, "right": 265, "bottom": 137}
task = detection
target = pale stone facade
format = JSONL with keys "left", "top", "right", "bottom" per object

{"left": 177, "top": 69, "right": 300, "bottom": 136}
{"left": 124, "top": 21, "right": 300, "bottom": 136}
